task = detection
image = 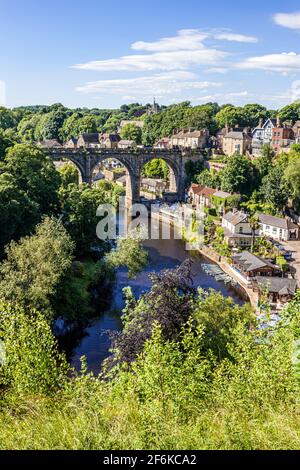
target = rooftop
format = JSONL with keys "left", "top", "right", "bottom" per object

{"left": 258, "top": 213, "right": 298, "bottom": 230}
{"left": 223, "top": 210, "right": 248, "bottom": 226}
{"left": 256, "top": 276, "right": 297, "bottom": 296}
{"left": 232, "top": 251, "right": 275, "bottom": 272}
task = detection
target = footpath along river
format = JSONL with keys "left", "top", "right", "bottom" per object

{"left": 67, "top": 218, "right": 246, "bottom": 374}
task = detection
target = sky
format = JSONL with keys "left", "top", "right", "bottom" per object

{"left": 1, "top": 0, "right": 300, "bottom": 109}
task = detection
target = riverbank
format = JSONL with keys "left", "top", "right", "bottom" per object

{"left": 153, "top": 208, "right": 257, "bottom": 310}
{"left": 198, "top": 245, "right": 259, "bottom": 312}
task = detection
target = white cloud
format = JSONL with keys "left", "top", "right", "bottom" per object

{"left": 273, "top": 12, "right": 300, "bottom": 30}
{"left": 237, "top": 52, "right": 300, "bottom": 73}
{"left": 131, "top": 29, "right": 209, "bottom": 52}
{"left": 76, "top": 71, "right": 222, "bottom": 98}
{"left": 195, "top": 91, "right": 249, "bottom": 103}
{"left": 214, "top": 32, "right": 258, "bottom": 43}
{"left": 72, "top": 28, "right": 258, "bottom": 73}
{"left": 73, "top": 49, "right": 229, "bottom": 72}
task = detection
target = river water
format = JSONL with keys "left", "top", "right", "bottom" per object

{"left": 68, "top": 218, "right": 246, "bottom": 374}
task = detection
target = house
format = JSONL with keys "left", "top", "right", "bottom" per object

{"left": 188, "top": 184, "right": 204, "bottom": 206}
{"left": 231, "top": 251, "right": 277, "bottom": 285}
{"left": 100, "top": 134, "right": 121, "bottom": 149}
{"left": 154, "top": 137, "right": 170, "bottom": 150}
{"left": 252, "top": 118, "right": 277, "bottom": 156}
{"left": 216, "top": 127, "right": 228, "bottom": 151}
{"left": 65, "top": 137, "right": 78, "bottom": 148}
{"left": 222, "top": 128, "right": 252, "bottom": 155}
{"left": 141, "top": 178, "right": 166, "bottom": 195}
{"left": 222, "top": 210, "right": 259, "bottom": 247}
{"left": 198, "top": 187, "right": 216, "bottom": 207}
{"left": 118, "top": 140, "right": 134, "bottom": 149}
{"left": 77, "top": 133, "right": 100, "bottom": 148}
{"left": 258, "top": 214, "right": 299, "bottom": 241}
{"left": 39, "top": 139, "right": 62, "bottom": 148}
{"left": 272, "top": 125, "right": 294, "bottom": 153}
{"left": 254, "top": 277, "right": 297, "bottom": 306}
{"left": 170, "top": 129, "right": 209, "bottom": 149}
{"left": 116, "top": 175, "right": 127, "bottom": 188}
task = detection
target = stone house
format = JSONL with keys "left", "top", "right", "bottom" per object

{"left": 258, "top": 214, "right": 299, "bottom": 241}
{"left": 65, "top": 137, "right": 78, "bottom": 148}
{"left": 100, "top": 134, "right": 121, "bottom": 149}
{"left": 222, "top": 128, "right": 252, "bottom": 155}
{"left": 170, "top": 129, "right": 209, "bottom": 149}
{"left": 154, "top": 137, "right": 170, "bottom": 150}
{"left": 77, "top": 133, "right": 100, "bottom": 148}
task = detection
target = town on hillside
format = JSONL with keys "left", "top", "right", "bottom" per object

{"left": 29, "top": 105, "right": 300, "bottom": 316}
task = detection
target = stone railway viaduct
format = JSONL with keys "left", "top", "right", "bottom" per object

{"left": 45, "top": 147, "right": 204, "bottom": 205}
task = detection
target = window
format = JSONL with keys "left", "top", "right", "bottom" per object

{"left": 239, "top": 226, "right": 244, "bottom": 234}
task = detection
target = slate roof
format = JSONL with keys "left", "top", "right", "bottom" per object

{"left": 39, "top": 139, "right": 62, "bottom": 148}
{"left": 213, "top": 190, "right": 232, "bottom": 199}
{"left": 232, "top": 251, "right": 275, "bottom": 272}
{"left": 223, "top": 211, "right": 248, "bottom": 225}
{"left": 80, "top": 133, "right": 100, "bottom": 144}
{"left": 258, "top": 213, "right": 298, "bottom": 231}
{"left": 256, "top": 276, "right": 297, "bottom": 296}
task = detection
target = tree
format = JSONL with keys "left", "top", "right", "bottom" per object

{"left": 278, "top": 101, "right": 300, "bottom": 123}
{"left": 194, "top": 290, "right": 254, "bottom": 360}
{"left": 0, "top": 217, "right": 74, "bottom": 319}
{"left": 185, "top": 160, "right": 204, "bottom": 185}
{"left": 3, "top": 143, "right": 61, "bottom": 216}
{"left": 42, "top": 109, "right": 68, "bottom": 141}
{"left": 215, "top": 105, "right": 245, "bottom": 128}
{"left": 0, "top": 130, "right": 15, "bottom": 160}
{"left": 58, "top": 162, "right": 79, "bottom": 187}
{"left": 196, "top": 169, "right": 221, "bottom": 188}
{"left": 256, "top": 144, "right": 274, "bottom": 179}
{"left": 220, "top": 155, "right": 256, "bottom": 195}
{"left": 106, "top": 229, "right": 148, "bottom": 279}
{"left": 59, "top": 183, "right": 110, "bottom": 253}
{"left": 249, "top": 215, "right": 260, "bottom": 253}
{"left": 0, "top": 302, "right": 68, "bottom": 395}
{"left": 284, "top": 157, "right": 300, "bottom": 210}
{"left": 142, "top": 159, "right": 168, "bottom": 179}
{"left": 120, "top": 123, "right": 142, "bottom": 144}
{"left": 0, "top": 107, "right": 16, "bottom": 130}
{"left": 0, "top": 172, "right": 39, "bottom": 253}
{"left": 261, "top": 165, "right": 290, "bottom": 212}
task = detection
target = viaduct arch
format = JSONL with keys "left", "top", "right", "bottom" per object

{"left": 45, "top": 148, "right": 204, "bottom": 205}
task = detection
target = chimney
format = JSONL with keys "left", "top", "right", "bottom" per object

{"left": 277, "top": 116, "right": 281, "bottom": 127}
{"left": 259, "top": 118, "right": 263, "bottom": 128}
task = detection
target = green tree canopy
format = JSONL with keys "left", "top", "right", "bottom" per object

{"left": 0, "top": 217, "right": 74, "bottom": 319}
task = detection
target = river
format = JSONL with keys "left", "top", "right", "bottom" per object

{"left": 65, "top": 217, "right": 246, "bottom": 374}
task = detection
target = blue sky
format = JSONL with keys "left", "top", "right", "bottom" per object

{"left": 1, "top": 0, "right": 300, "bottom": 109}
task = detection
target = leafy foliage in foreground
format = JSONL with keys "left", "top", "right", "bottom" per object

{"left": 0, "top": 263, "right": 299, "bottom": 450}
